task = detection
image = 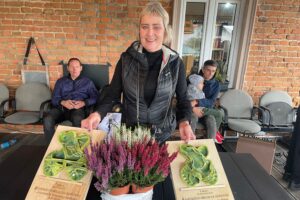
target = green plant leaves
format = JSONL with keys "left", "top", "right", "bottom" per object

{"left": 43, "top": 130, "right": 90, "bottom": 181}
{"left": 179, "top": 144, "right": 217, "bottom": 186}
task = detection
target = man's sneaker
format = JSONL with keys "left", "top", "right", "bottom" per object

{"left": 214, "top": 134, "right": 223, "bottom": 144}
{"left": 216, "top": 131, "right": 224, "bottom": 140}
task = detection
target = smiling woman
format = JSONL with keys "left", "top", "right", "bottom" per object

{"left": 81, "top": 2, "right": 195, "bottom": 143}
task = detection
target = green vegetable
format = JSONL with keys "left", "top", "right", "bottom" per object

{"left": 43, "top": 130, "right": 90, "bottom": 181}
{"left": 179, "top": 144, "right": 217, "bottom": 186}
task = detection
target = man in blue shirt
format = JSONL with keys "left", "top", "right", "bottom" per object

{"left": 43, "top": 58, "right": 99, "bottom": 143}
{"left": 190, "top": 60, "right": 223, "bottom": 142}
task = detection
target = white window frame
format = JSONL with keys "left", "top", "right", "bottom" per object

{"left": 172, "top": 0, "right": 255, "bottom": 89}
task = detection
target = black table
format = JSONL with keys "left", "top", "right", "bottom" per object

{"left": 0, "top": 145, "right": 290, "bottom": 200}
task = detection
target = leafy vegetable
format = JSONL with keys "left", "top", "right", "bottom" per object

{"left": 179, "top": 144, "right": 217, "bottom": 186}
{"left": 43, "top": 130, "right": 90, "bottom": 181}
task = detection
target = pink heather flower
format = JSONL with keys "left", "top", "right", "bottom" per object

{"left": 141, "top": 145, "right": 150, "bottom": 166}
{"left": 95, "top": 159, "right": 103, "bottom": 178}
{"left": 134, "top": 160, "right": 141, "bottom": 172}
{"left": 148, "top": 142, "right": 159, "bottom": 168}
{"left": 115, "top": 142, "right": 126, "bottom": 173}
{"left": 102, "top": 165, "right": 110, "bottom": 190}
{"left": 169, "top": 151, "right": 178, "bottom": 163}
{"left": 138, "top": 143, "right": 145, "bottom": 158}
{"left": 127, "top": 149, "right": 134, "bottom": 170}
{"left": 94, "top": 181, "right": 102, "bottom": 191}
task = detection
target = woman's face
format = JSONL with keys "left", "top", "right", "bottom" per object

{"left": 140, "top": 14, "right": 165, "bottom": 52}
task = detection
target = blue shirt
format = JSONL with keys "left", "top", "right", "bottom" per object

{"left": 198, "top": 78, "right": 220, "bottom": 108}
{"left": 52, "top": 75, "right": 99, "bottom": 108}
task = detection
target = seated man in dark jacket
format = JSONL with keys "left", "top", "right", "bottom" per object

{"left": 43, "top": 58, "right": 99, "bottom": 143}
{"left": 190, "top": 60, "right": 223, "bottom": 142}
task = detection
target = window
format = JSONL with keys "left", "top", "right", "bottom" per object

{"left": 172, "top": 0, "right": 248, "bottom": 88}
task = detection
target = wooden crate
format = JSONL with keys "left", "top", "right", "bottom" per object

{"left": 167, "top": 139, "right": 234, "bottom": 200}
{"left": 26, "top": 125, "right": 106, "bottom": 200}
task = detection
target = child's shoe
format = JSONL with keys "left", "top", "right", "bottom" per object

{"left": 214, "top": 134, "right": 223, "bottom": 144}
{"left": 216, "top": 131, "right": 224, "bottom": 140}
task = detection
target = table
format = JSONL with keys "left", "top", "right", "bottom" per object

{"left": 0, "top": 145, "right": 290, "bottom": 200}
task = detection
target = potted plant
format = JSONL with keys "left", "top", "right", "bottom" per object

{"left": 131, "top": 139, "right": 178, "bottom": 193}
{"left": 84, "top": 140, "right": 131, "bottom": 195}
{"left": 85, "top": 125, "right": 178, "bottom": 197}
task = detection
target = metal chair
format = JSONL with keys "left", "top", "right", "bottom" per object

{"left": 4, "top": 82, "right": 51, "bottom": 124}
{"left": 258, "top": 90, "right": 296, "bottom": 132}
{"left": 0, "top": 83, "right": 9, "bottom": 118}
{"left": 219, "top": 89, "right": 261, "bottom": 139}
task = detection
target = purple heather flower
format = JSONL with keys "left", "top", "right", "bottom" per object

{"left": 94, "top": 181, "right": 102, "bottom": 191}
{"left": 101, "top": 165, "right": 110, "bottom": 190}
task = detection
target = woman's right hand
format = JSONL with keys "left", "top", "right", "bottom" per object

{"left": 81, "top": 112, "right": 101, "bottom": 131}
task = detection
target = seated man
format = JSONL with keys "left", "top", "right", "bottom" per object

{"left": 189, "top": 60, "right": 223, "bottom": 143}
{"left": 187, "top": 74, "right": 223, "bottom": 144}
{"left": 43, "top": 58, "right": 99, "bottom": 143}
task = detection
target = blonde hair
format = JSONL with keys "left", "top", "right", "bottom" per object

{"left": 139, "top": 1, "right": 172, "bottom": 45}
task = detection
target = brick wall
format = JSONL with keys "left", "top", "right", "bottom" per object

{"left": 0, "top": 0, "right": 173, "bottom": 95}
{"left": 0, "top": 0, "right": 173, "bottom": 133}
{"left": 244, "top": 0, "right": 300, "bottom": 104}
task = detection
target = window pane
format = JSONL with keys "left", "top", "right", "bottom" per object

{"left": 212, "top": 3, "right": 237, "bottom": 83}
{"left": 182, "top": 2, "right": 206, "bottom": 75}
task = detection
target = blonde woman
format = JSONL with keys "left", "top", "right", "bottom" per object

{"left": 81, "top": 2, "right": 195, "bottom": 142}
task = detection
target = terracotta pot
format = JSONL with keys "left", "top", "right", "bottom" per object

{"left": 109, "top": 184, "right": 130, "bottom": 195}
{"left": 131, "top": 183, "right": 154, "bottom": 193}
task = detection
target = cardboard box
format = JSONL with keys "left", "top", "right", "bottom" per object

{"left": 26, "top": 125, "right": 106, "bottom": 200}
{"left": 236, "top": 136, "right": 276, "bottom": 174}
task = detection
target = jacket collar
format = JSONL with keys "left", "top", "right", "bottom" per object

{"left": 128, "top": 41, "right": 179, "bottom": 72}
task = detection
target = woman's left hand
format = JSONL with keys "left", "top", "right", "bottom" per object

{"left": 179, "top": 121, "right": 196, "bottom": 142}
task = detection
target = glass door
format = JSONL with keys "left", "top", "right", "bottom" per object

{"left": 212, "top": 2, "right": 238, "bottom": 84}
{"left": 173, "top": 0, "right": 244, "bottom": 87}
{"left": 181, "top": 1, "right": 207, "bottom": 75}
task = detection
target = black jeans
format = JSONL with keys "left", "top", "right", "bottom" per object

{"left": 285, "top": 106, "right": 300, "bottom": 182}
{"left": 43, "top": 107, "right": 86, "bottom": 143}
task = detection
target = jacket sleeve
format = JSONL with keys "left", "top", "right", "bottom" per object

{"left": 51, "top": 79, "right": 63, "bottom": 107}
{"left": 175, "top": 59, "right": 192, "bottom": 123}
{"left": 95, "top": 58, "right": 123, "bottom": 117}
{"left": 84, "top": 80, "right": 99, "bottom": 107}
{"left": 198, "top": 81, "right": 220, "bottom": 108}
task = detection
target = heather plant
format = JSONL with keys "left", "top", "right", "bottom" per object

{"left": 132, "top": 139, "right": 178, "bottom": 187}
{"left": 111, "top": 124, "right": 153, "bottom": 147}
{"left": 85, "top": 140, "right": 130, "bottom": 191}
{"left": 85, "top": 125, "right": 178, "bottom": 193}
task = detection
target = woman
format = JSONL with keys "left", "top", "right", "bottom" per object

{"left": 81, "top": 2, "right": 195, "bottom": 142}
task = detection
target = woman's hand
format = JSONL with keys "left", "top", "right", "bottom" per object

{"left": 179, "top": 121, "right": 196, "bottom": 142}
{"left": 81, "top": 112, "right": 101, "bottom": 131}
{"left": 193, "top": 107, "right": 204, "bottom": 118}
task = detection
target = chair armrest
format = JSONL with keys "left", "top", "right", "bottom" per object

{"left": 251, "top": 106, "right": 263, "bottom": 120}
{"left": 259, "top": 105, "right": 272, "bottom": 126}
{"left": 0, "top": 99, "right": 9, "bottom": 117}
{"left": 11, "top": 98, "right": 16, "bottom": 112}
{"left": 219, "top": 105, "right": 228, "bottom": 124}
{"left": 40, "top": 99, "right": 52, "bottom": 119}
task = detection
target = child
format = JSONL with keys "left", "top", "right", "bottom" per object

{"left": 187, "top": 74, "right": 224, "bottom": 144}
